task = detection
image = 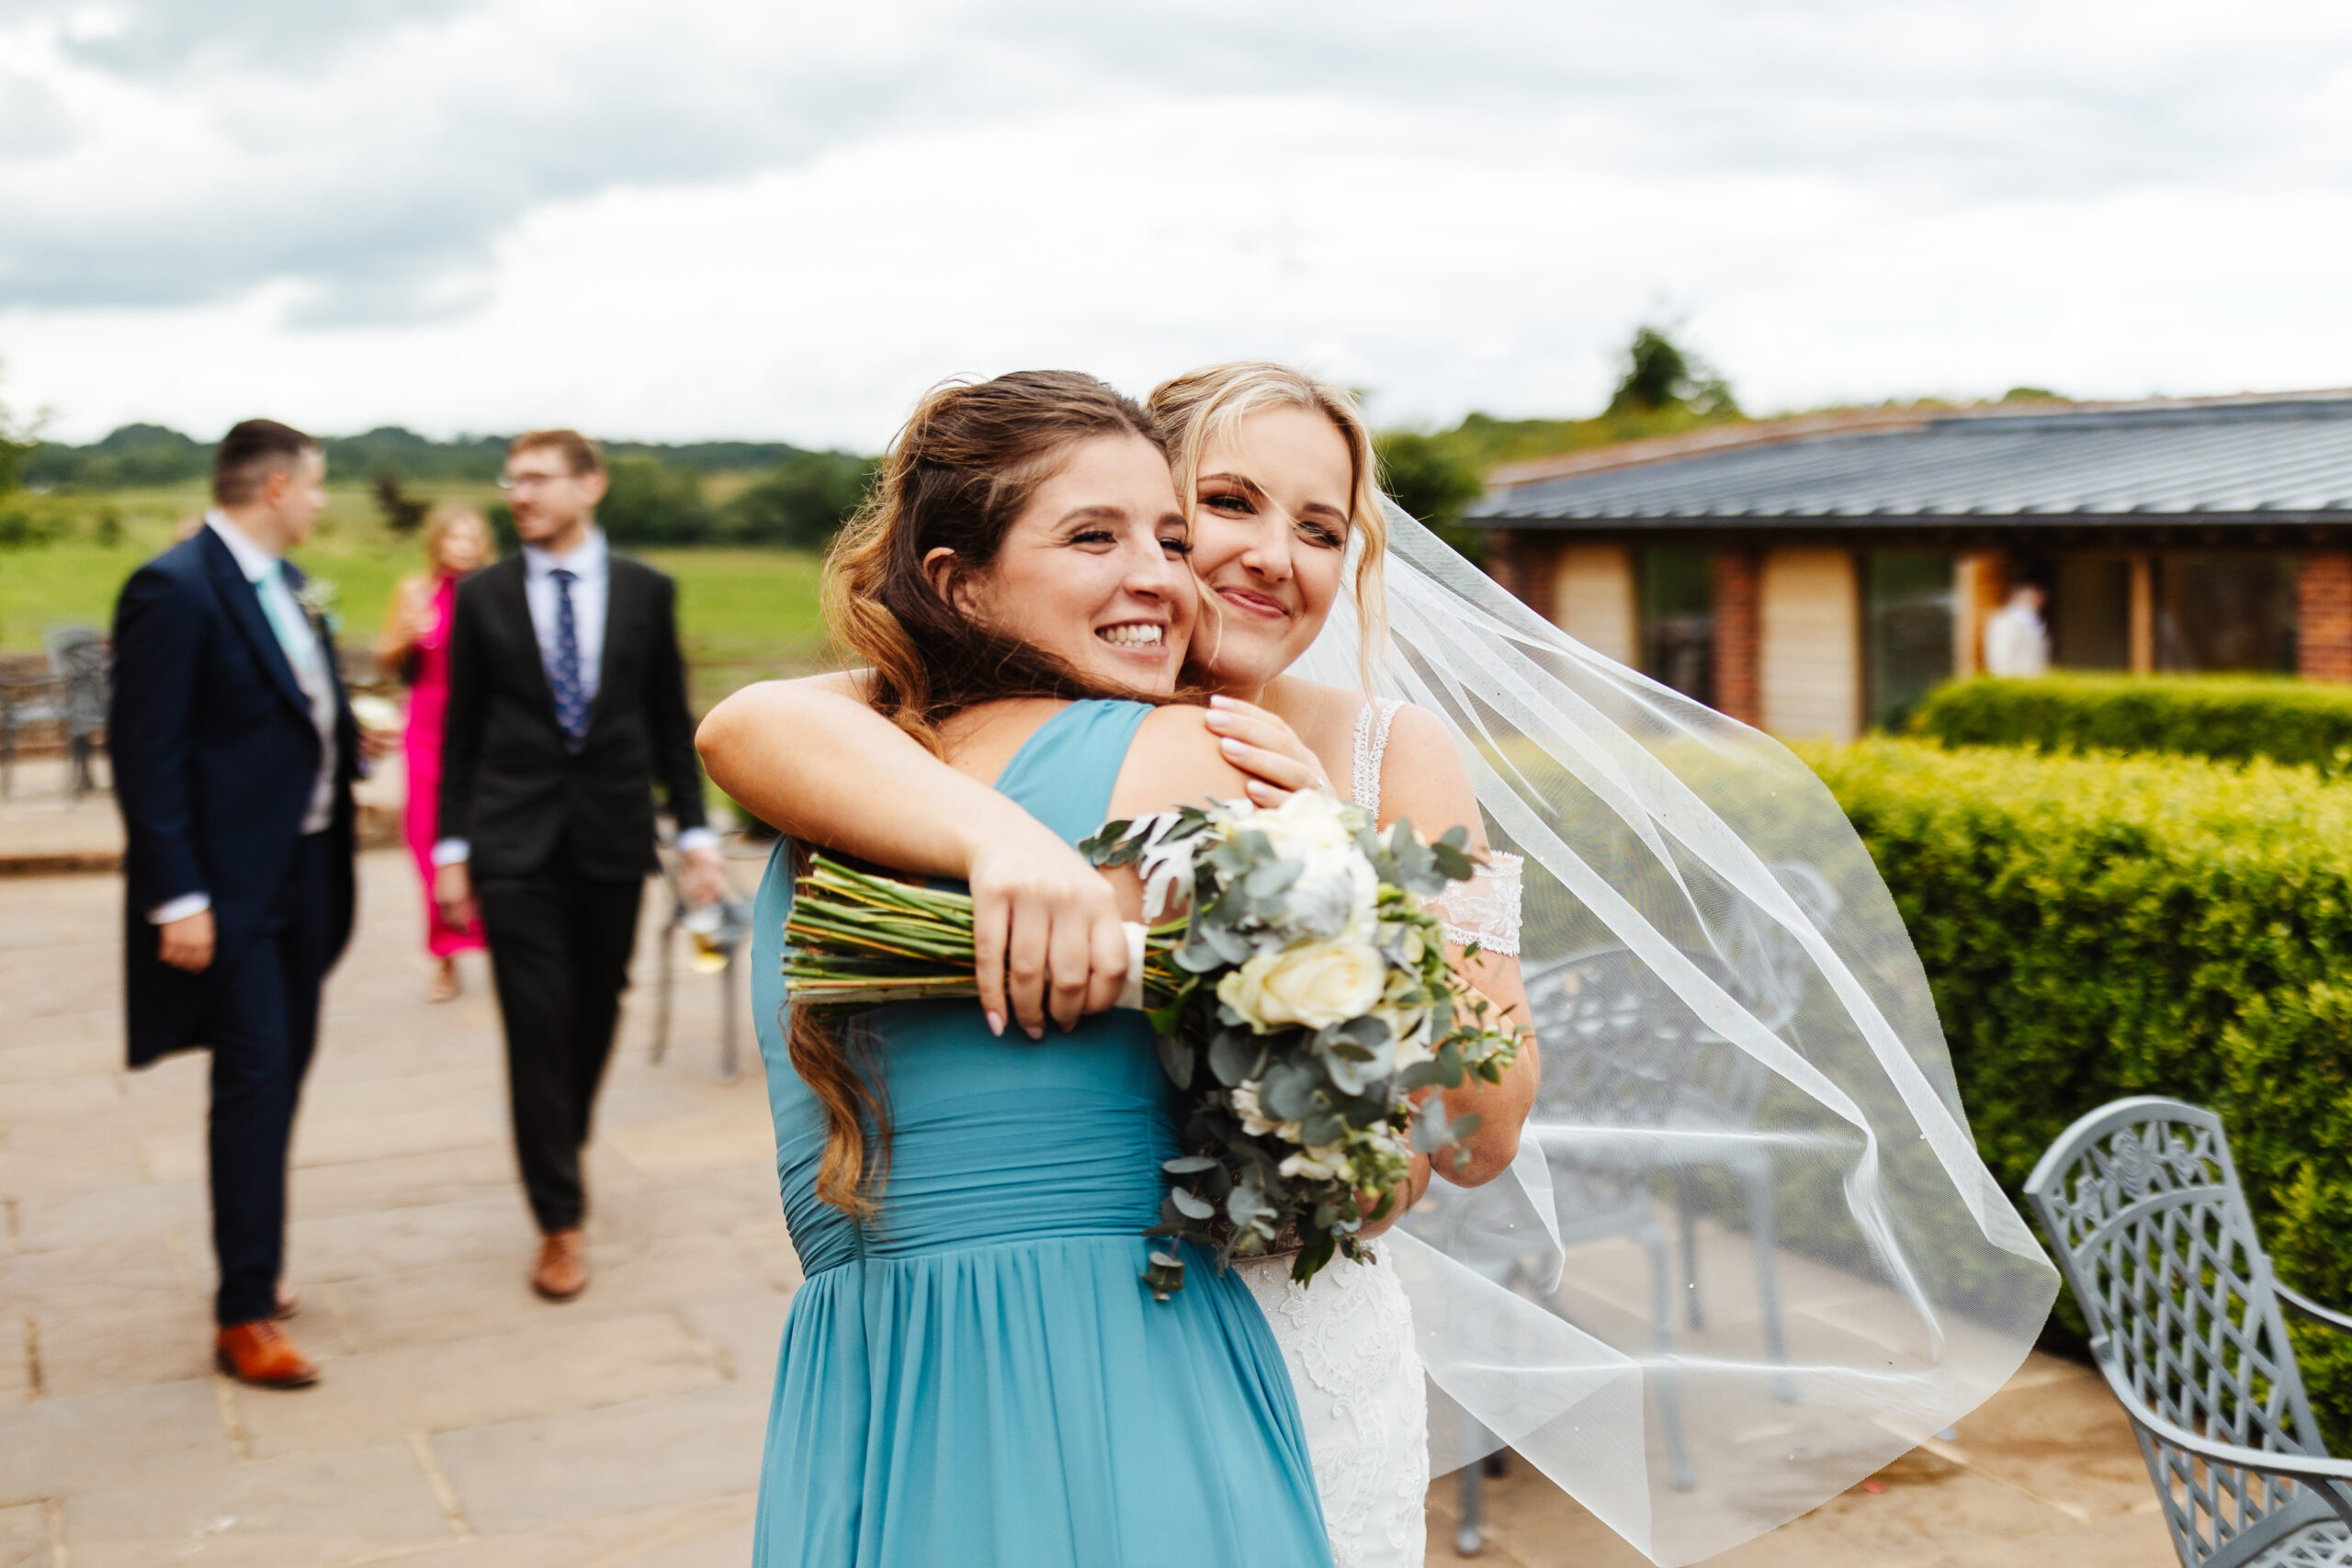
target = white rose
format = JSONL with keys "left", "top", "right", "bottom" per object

{"left": 1279, "top": 1145, "right": 1354, "bottom": 1182}
{"left": 1230, "top": 1080, "right": 1287, "bottom": 1138}
{"left": 1217, "top": 939, "right": 1389, "bottom": 1033}
{"left": 1252, "top": 789, "right": 1358, "bottom": 849}
{"left": 1375, "top": 1005, "right": 1436, "bottom": 1070}
{"left": 1238, "top": 792, "right": 1380, "bottom": 938}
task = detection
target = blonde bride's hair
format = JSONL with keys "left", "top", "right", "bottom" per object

{"left": 1148, "top": 362, "right": 1390, "bottom": 694}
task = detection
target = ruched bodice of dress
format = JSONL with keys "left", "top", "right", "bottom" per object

{"left": 748, "top": 699, "right": 1334, "bottom": 1568}
{"left": 772, "top": 992, "right": 1176, "bottom": 1274}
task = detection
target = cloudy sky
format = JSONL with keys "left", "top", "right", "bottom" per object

{"left": 3, "top": 0, "right": 2350, "bottom": 447}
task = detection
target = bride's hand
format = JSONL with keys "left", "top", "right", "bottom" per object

{"left": 1203, "top": 695, "right": 1329, "bottom": 808}
{"left": 966, "top": 816, "right": 1132, "bottom": 1041}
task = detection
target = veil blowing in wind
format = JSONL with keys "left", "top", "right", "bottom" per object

{"left": 1297, "top": 505, "right": 2057, "bottom": 1567}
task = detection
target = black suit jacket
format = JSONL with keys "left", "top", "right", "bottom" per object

{"left": 436, "top": 549, "right": 707, "bottom": 884}
{"left": 109, "top": 527, "right": 358, "bottom": 1066}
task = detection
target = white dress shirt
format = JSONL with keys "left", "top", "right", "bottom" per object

{"left": 149, "top": 513, "right": 340, "bottom": 924}
{"left": 434, "top": 527, "right": 713, "bottom": 865}
{"left": 1984, "top": 603, "right": 2052, "bottom": 677}
{"left": 523, "top": 526, "right": 610, "bottom": 710}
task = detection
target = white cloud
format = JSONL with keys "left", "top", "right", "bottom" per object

{"left": 3, "top": 0, "right": 2350, "bottom": 444}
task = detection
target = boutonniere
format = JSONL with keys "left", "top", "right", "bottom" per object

{"left": 292, "top": 577, "right": 342, "bottom": 637}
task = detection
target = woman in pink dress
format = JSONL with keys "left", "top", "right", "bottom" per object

{"left": 379, "top": 506, "right": 492, "bottom": 1000}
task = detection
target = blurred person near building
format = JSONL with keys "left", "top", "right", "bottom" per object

{"left": 377, "top": 505, "right": 492, "bottom": 1001}
{"left": 432, "top": 430, "right": 725, "bottom": 1303}
{"left": 1984, "top": 581, "right": 2052, "bottom": 676}
{"left": 108, "top": 419, "right": 389, "bottom": 1389}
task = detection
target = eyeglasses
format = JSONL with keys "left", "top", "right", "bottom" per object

{"left": 497, "top": 471, "right": 573, "bottom": 492}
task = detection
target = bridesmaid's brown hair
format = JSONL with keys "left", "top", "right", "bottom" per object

{"left": 797, "top": 370, "right": 1176, "bottom": 1215}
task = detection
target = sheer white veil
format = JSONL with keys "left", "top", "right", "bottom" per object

{"left": 1295, "top": 505, "right": 2057, "bottom": 1566}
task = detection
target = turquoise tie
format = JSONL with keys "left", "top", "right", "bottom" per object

{"left": 256, "top": 562, "right": 322, "bottom": 689}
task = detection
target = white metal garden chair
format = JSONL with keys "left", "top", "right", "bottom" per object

{"left": 2026, "top": 1097, "right": 2352, "bottom": 1567}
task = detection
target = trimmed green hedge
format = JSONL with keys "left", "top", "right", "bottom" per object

{"left": 1911, "top": 673, "right": 2352, "bottom": 775}
{"left": 1803, "top": 739, "right": 2352, "bottom": 1429}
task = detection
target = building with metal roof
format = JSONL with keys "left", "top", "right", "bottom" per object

{"left": 1473, "top": 393, "right": 2352, "bottom": 739}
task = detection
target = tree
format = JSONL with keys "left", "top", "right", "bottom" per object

{"left": 719, "top": 450, "right": 876, "bottom": 549}
{"left": 1607, "top": 324, "right": 1741, "bottom": 419}
{"left": 1373, "top": 430, "right": 1487, "bottom": 559}
{"left": 373, "top": 472, "right": 429, "bottom": 534}
{"left": 595, "top": 456, "right": 714, "bottom": 545}
{"left": 0, "top": 371, "right": 47, "bottom": 548}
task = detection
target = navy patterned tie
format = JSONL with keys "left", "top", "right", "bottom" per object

{"left": 548, "top": 567, "right": 589, "bottom": 752}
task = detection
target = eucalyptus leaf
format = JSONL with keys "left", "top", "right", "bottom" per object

{"left": 1244, "top": 858, "right": 1304, "bottom": 898}
{"left": 1162, "top": 1154, "right": 1220, "bottom": 1175}
{"left": 1156, "top": 1031, "right": 1195, "bottom": 1091}
{"left": 1208, "top": 1029, "right": 1261, "bottom": 1087}
{"left": 1260, "top": 1062, "right": 1318, "bottom": 1121}
{"left": 1430, "top": 839, "right": 1476, "bottom": 881}
{"left": 1170, "top": 1189, "right": 1216, "bottom": 1221}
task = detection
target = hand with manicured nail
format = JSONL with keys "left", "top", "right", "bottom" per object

{"left": 964, "top": 818, "right": 1131, "bottom": 1040}
{"left": 1204, "top": 694, "right": 1330, "bottom": 807}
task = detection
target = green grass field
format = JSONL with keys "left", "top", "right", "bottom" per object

{"left": 0, "top": 480, "right": 831, "bottom": 706}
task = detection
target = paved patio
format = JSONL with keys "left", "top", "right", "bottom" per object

{"left": 0, "top": 786, "right": 2172, "bottom": 1564}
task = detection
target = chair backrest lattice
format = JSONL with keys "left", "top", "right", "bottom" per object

{"left": 2025, "top": 1098, "right": 2346, "bottom": 1566}
{"left": 42, "top": 626, "right": 108, "bottom": 736}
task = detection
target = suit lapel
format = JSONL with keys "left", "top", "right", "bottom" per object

{"left": 488, "top": 556, "right": 558, "bottom": 718}
{"left": 199, "top": 526, "right": 311, "bottom": 725}
{"left": 587, "top": 556, "right": 638, "bottom": 736}
{"left": 283, "top": 558, "right": 357, "bottom": 773}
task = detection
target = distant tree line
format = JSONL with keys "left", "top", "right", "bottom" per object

{"left": 24, "top": 423, "right": 877, "bottom": 552}
{"left": 10, "top": 330, "right": 2073, "bottom": 560}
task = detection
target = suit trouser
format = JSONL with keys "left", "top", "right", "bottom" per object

{"left": 208, "top": 830, "right": 334, "bottom": 1327}
{"left": 477, "top": 861, "right": 644, "bottom": 1234}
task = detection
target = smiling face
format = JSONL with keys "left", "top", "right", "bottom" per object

{"left": 434, "top": 513, "right": 491, "bottom": 575}
{"left": 1185, "top": 404, "right": 1355, "bottom": 696}
{"left": 503, "top": 447, "right": 605, "bottom": 551}
{"left": 934, "top": 433, "right": 1197, "bottom": 695}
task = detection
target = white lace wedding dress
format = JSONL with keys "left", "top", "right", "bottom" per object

{"left": 1235, "top": 698, "right": 1522, "bottom": 1568}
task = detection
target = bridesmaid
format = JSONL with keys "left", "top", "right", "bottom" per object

{"left": 721, "top": 371, "right": 1332, "bottom": 1566}
{"left": 378, "top": 505, "right": 491, "bottom": 1001}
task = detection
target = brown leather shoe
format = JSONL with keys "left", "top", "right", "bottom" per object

{"left": 216, "top": 1320, "right": 319, "bottom": 1388}
{"left": 532, "top": 1228, "right": 588, "bottom": 1301}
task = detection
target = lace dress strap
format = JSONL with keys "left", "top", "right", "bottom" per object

{"left": 1348, "top": 698, "right": 1404, "bottom": 816}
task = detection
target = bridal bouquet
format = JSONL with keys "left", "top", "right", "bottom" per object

{"left": 781, "top": 790, "right": 1525, "bottom": 1298}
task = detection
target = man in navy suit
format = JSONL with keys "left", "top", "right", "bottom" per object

{"left": 110, "top": 419, "right": 379, "bottom": 1388}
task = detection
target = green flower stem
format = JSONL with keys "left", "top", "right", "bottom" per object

{"left": 785, "top": 853, "right": 1185, "bottom": 1011}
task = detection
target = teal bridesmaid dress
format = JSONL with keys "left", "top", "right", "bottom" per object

{"left": 747, "top": 699, "right": 1336, "bottom": 1567}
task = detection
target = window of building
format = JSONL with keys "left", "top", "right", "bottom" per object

{"left": 2049, "top": 558, "right": 2132, "bottom": 670}
{"left": 1861, "top": 554, "right": 1955, "bottom": 731}
{"left": 1637, "top": 548, "right": 1714, "bottom": 706}
{"left": 2154, "top": 554, "right": 2295, "bottom": 672}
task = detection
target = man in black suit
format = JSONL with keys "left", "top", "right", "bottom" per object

{"left": 434, "top": 429, "right": 724, "bottom": 1302}
{"left": 110, "top": 419, "right": 381, "bottom": 1387}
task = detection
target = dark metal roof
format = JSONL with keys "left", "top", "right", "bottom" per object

{"left": 1471, "top": 394, "right": 2352, "bottom": 529}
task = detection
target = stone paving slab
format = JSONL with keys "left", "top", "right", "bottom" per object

{"left": 63, "top": 1440, "right": 453, "bottom": 1568}
{"left": 0, "top": 852, "right": 2162, "bottom": 1567}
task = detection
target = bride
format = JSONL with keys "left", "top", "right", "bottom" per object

{"left": 707, "top": 361, "right": 2060, "bottom": 1568}
{"left": 703, "top": 362, "right": 1531, "bottom": 1568}
{"left": 735, "top": 369, "right": 1336, "bottom": 1565}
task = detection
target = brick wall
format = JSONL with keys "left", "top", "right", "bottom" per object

{"left": 1713, "top": 549, "right": 1761, "bottom": 727}
{"left": 2300, "top": 553, "right": 2352, "bottom": 682}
